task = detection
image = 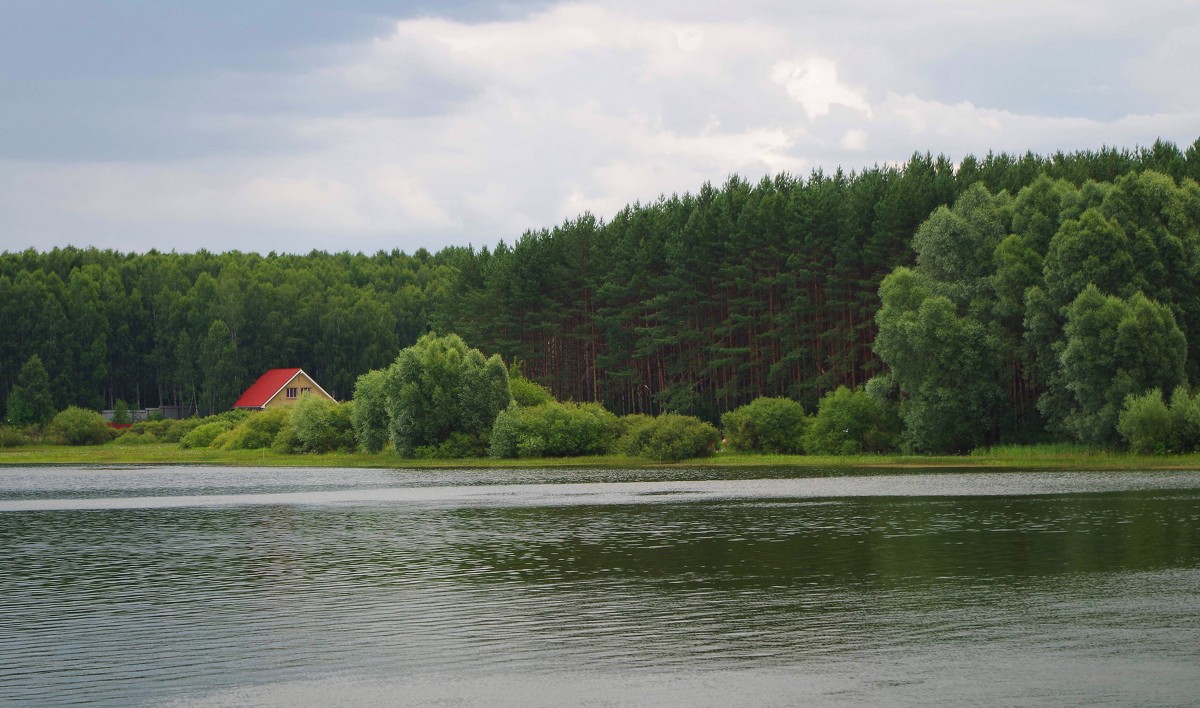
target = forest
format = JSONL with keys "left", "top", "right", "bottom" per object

{"left": 3, "top": 138, "right": 1200, "bottom": 453}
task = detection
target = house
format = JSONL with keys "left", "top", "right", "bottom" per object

{"left": 232, "top": 368, "right": 336, "bottom": 410}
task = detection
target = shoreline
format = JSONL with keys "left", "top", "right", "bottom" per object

{"left": 3, "top": 443, "right": 1200, "bottom": 471}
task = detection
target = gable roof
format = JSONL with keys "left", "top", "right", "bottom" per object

{"left": 232, "top": 368, "right": 325, "bottom": 408}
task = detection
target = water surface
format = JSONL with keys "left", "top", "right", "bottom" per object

{"left": 1, "top": 466, "right": 1198, "bottom": 706}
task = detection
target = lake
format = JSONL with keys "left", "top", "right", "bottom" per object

{"left": 1, "top": 465, "right": 1198, "bottom": 706}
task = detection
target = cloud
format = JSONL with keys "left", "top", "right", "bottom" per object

{"left": 1, "top": 1, "right": 1197, "bottom": 255}
{"left": 772, "top": 58, "right": 872, "bottom": 120}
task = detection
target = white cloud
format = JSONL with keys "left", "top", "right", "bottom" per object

{"left": 841, "top": 129, "right": 869, "bottom": 151}
{"left": 2, "top": 1, "right": 1198, "bottom": 255}
{"left": 772, "top": 57, "right": 873, "bottom": 120}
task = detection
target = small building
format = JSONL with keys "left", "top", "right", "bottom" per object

{"left": 232, "top": 368, "right": 336, "bottom": 410}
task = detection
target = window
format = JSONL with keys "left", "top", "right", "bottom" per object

{"left": 301, "top": 387, "right": 311, "bottom": 395}
{"left": 286, "top": 387, "right": 298, "bottom": 399}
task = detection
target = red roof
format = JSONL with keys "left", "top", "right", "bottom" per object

{"left": 232, "top": 368, "right": 305, "bottom": 408}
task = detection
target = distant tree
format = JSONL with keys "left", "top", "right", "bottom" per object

{"left": 874, "top": 268, "right": 1006, "bottom": 453}
{"left": 284, "top": 395, "right": 355, "bottom": 453}
{"left": 720, "top": 397, "right": 808, "bottom": 454}
{"left": 803, "top": 386, "right": 900, "bottom": 455}
{"left": 47, "top": 406, "right": 113, "bottom": 445}
{"left": 376, "top": 333, "right": 512, "bottom": 457}
{"left": 199, "top": 319, "right": 240, "bottom": 414}
{"left": 6, "top": 355, "right": 56, "bottom": 427}
{"left": 508, "top": 363, "right": 555, "bottom": 407}
{"left": 351, "top": 368, "right": 390, "bottom": 453}
{"left": 1117, "top": 389, "right": 1171, "bottom": 454}
{"left": 1058, "top": 286, "right": 1187, "bottom": 444}
{"left": 112, "top": 399, "right": 131, "bottom": 425}
{"left": 615, "top": 413, "right": 720, "bottom": 462}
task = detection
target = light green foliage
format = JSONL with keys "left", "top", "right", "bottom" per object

{"left": 490, "top": 401, "right": 618, "bottom": 458}
{"left": 351, "top": 369, "right": 390, "bottom": 453}
{"left": 378, "top": 333, "right": 512, "bottom": 457}
{"left": 1117, "top": 389, "right": 1172, "bottom": 454}
{"left": 218, "top": 407, "right": 292, "bottom": 450}
{"left": 0, "top": 426, "right": 33, "bottom": 447}
{"left": 46, "top": 406, "right": 114, "bottom": 445}
{"left": 1117, "top": 385, "right": 1200, "bottom": 455}
{"left": 509, "top": 365, "right": 555, "bottom": 407}
{"left": 1059, "top": 286, "right": 1187, "bottom": 444}
{"left": 179, "top": 421, "right": 233, "bottom": 449}
{"left": 6, "top": 355, "right": 55, "bottom": 427}
{"left": 111, "top": 399, "right": 131, "bottom": 425}
{"left": 720, "top": 397, "right": 808, "bottom": 454}
{"left": 615, "top": 413, "right": 720, "bottom": 462}
{"left": 1168, "top": 386, "right": 1200, "bottom": 453}
{"left": 1009, "top": 176, "right": 1077, "bottom": 254}
{"left": 991, "top": 234, "right": 1043, "bottom": 324}
{"left": 912, "top": 182, "right": 1007, "bottom": 308}
{"left": 803, "top": 386, "right": 900, "bottom": 455}
{"left": 1043, "top": 209, "right": 1135, "bottom": 308}
{"left": 138, "top": 417, "right": 203, "bottom": 444}
{"left": 284, "top": 395, "right": 355, "bottom": 453}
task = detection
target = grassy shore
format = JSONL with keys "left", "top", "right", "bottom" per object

{"left": 2, "top": 441, "right": 1200, "bottom": 470}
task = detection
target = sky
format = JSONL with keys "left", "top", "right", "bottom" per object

{"left": 1, "top": 0, "right": 1198, "bottom": 256}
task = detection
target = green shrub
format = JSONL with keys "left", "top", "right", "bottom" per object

{"left": 372, "top": 333, "right": 512, "bottom": 457}
{"left": 1117, "top": 389, "right": 1171, "bottom": 454}
{"left": 490, "top": 401, "right": 618, "bottom": 458}
{"left": 47, "top": 407, "right": 115, "bottom": 445}
{"left": 803, "top": 386, "right": 901, "bottom": 455}
{"left": 271, "top": 423, "right": 300, "bottom": 453}
{"left": 112, "top": 399, "right": 131, "bottom": 425}
{"left": 616, "top": 413, "right": 720, "bottom": 462}
{"left": 219, "top": 407, "right": 292, "bottom": 450}
{"left": 351, "top": 369, "right": 390, "bottom": 453}
{"left": 413, "top": 431, "right": 485, "bottom": 459}
{"left": 0, "top": 425, "right": 32, "bottom": 447}
{"left": 283, "top": 396, "right": 355, "bottom": 453}
{"left": 721, "top": 398, "right": 808, "bottom": 454}
{"left": 1168, "top": 386, "right": 1200, "bottom": 453}
{"left": 179, "top": 421, "right": 233, "bottom": 449}
{"left": 158, "top": 417, "right": 203, "bottom": 443}
{"left": 509, "top": 368, "right": 555, "bottom": 407}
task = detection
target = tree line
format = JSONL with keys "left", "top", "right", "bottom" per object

{"left": 3, "top": 138, "right": 1200, "bottom": 452}
{"left": 0, "top": 248, "right": 456, "bottom": 416}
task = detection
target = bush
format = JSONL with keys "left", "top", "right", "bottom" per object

{"left": 112, "top": 399, "right": 131, "bottom": 425}
{"left": 0, "top": 425, "right": 33, "bottom": 447}
{"left": 490, "top": 402, "right": 618, "bottom": 458}
{"left": 179, "top": 421, "right": 233, "bottom": 449}
{"left": 218, "top": 407, "right": 292, "bottom": 450}
{"left": 1117, "top": 389, "right": 1171, "bottom": 454}
{"left": 413, "top": 431, "right": 485, "bottom": 459}
{"left": 721, "top": 398, "right": 808, "bottom": 454}
{"left": 375, "top": 333, "right": 512, "bottom": 457}
{"left": 123, "top": 418, "right": 192, "bottom": 443}
{"left": 351, "top": 369, "right": 390, "bottom": 453}
{"left": 47, "top": 407, "right": 115, "bottom": 445}
{"left": 284, "top": 396, "right": 355, "bottom": 453}
{"left": 1168, "top": 386, "right": 1200, "bottom": 453}
{"left": 509, "top": 367, "right": 555, "bottom": 407}
{"left": 803, "top": 386, "right": 901, "bottom": 455}
{"left": 616, "top": 413, "right": 720, "bottom": 462}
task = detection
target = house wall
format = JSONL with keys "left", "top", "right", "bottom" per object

{"left": 262, "top": 371, "right": 336, "bottom": 408}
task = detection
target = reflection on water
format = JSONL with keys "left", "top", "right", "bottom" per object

{"left": 1, "top": 467, "right": 1198, "bottom": 706}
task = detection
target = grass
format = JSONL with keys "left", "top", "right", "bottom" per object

{"left": 2, "top": 441, "right": 1200, "bottom": 470}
